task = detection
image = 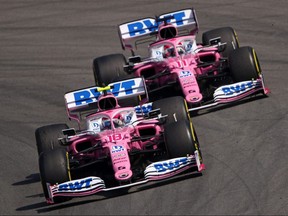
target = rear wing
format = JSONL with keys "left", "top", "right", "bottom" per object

{"left": 118, "top": 8, "right": 198, "bottom": 51}
{"left": 64, "top": 77, "right": 147, "bottom": 122}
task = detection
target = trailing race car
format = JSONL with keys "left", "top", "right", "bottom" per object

{"left": 35, "top": 77, "right": 204, "bottom": 204}
{"left": 92, "top": 8, "right": 270, "bottom": 112}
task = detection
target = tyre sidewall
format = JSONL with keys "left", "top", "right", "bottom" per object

{"left": 229, "top": 46, "right": 261, "bottom": 82}
{"left": 39, "top": 148, "right": 70, "bottom": 202}
{"left": 164, "top": 120, "right": 196, "bottom": 158}
{"left": 35, "top": 123, "right": 68, "bottom": 156}
{"left": 93, "top": 53, "right": 127, "bottom": 86}
{"left": 202, "top": 27, "right": 239, "bottom": 58}
{"left": 152, "top": 96, "right": 190, "bottom": 125}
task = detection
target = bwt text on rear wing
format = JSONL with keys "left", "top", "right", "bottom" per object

{"left": 64, "top": 77, "right": 147, "bottom": 122}
{"left": 118, "top": 8, "right": 198, "bottom": 51}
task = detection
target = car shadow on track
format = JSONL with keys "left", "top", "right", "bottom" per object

{"left": 15, "top": 171, "right": 202, "bottom": 213}
{"left": 12, "top": 173, "right": 40, "bottom": 186}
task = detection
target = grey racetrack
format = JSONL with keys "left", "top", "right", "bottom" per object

{"left": 1, "top": 0, "right": 287, "bottom": 215}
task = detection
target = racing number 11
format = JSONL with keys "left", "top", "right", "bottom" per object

{"left": 107, "top": 134, "right": 123, "bottom": 142}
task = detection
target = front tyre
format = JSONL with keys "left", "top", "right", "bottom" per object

{"left": 152, "top": 96, "right": 190, "bottom": 125}
{"left": 39, "top": 148, "right": 71, "bottom": 203}
{"left": 202, "top": 27, "right": 239, "bottom": 58}
{"left": 164, "top": 120, "right": 200, "bottom": 158}
{"left": 229, "top": 46, "right": 261, "bottom": 82}
{"left": 35, "top": 123, "right": 69, "bottom": 156}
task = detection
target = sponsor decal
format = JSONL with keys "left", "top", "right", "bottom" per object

{"left": 119, "top": 9, "right": 195, "bottom": 39}
{"left": 65, "top": 78, "right": 145, "bottom": 109}
{"left": 185, "top": 41, "right": 193, "bottom": 52}
{"left": 73, "top": 80, "right": 136, "bottom": 106}
{"left": 221, "top": 81, "right": 254, "bottom": 96}
{"left": 111, "top": 145, "right": 125, "bottom": 153}
{"left": 123, "top": 112, "right": 134, "bottom": 123}
{"left": 92, "top": 122, "right": 100, "bottom": 128}
{"left": 126, "top": 11, "right": 187, "bottom": 37}
{"left": 113, "top": 153, "right": 126, "bottom": 159}
{"left": 153, "top": 157, "right": 189, "bottom": 172}
{"left": 134, "top": 103, "right": 153, "bottom": 114}
{"left": 179, "top": 70, "right": 192, "bottom": 78}
{"left": 58, "top": 177, "right": 93, "bottom": 191}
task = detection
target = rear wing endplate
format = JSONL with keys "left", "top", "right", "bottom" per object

{"left": 118, "top": 8, "right": 198, "bottom": 51}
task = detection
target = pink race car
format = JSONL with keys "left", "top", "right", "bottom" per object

{"left": 92, "top": 8, "right": 269, "bottom": 112}
{"left": 36, "top": 77, "right": 204, "bottom": 204}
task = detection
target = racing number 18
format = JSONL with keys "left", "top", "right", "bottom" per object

{"left": 107, "top": 134, "right": 122, "bottom": 142}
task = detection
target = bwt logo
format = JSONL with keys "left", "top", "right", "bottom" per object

{"left": 58, "top": 178, "right": 92, "bottom": 191}
{"left": 135, "top": 103, "right": 152, "bottom": 114}
{"left": 222, "top": 81, "right": 254, "bottom": 95}
{"left": 127, "top": 11, "right": 186, "bottom": 37}
{"left": 112, "top": 145, "right": 124, "bottom": 153}
{"left": 92, "top": 122, "right": 100, "bottom": 128}
{"left": 154, "top": 157, "right": 189, "bottom": 172}
{"left": 74, "top": 80, "right": 136, "bottom": 106}
{"left": 179, "top": 70, "right": 192, "bottom": 78}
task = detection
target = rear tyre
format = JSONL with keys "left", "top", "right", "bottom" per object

{"left": 93, "top": 54, "right": 138, "bottom": 107}
{"left": 152, "top": 96, "right": 190, "bottom": 125}
{"left": 39, "top": 148, "right": 71, "bottom": 203}
{"left": 35, "top": 123, "right": 68, "bottom": 156}
{"left": 229, "top": 46, "right": 261, "bottom": 82}
{"left": 93, "top": 53, "right": 128, "bottom": 86}
{"left": 202, "top": 27, "right": 239, "bottom": 58}
{"left": 164, "top": 120, "right": 197, "bottom": 158}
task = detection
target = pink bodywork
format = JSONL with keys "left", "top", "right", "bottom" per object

{"left": 132, "top": 35, "right": 221, "bottom": 105}
{"left": 66, "top": 107, "right": 163, "bottom": 182}
{"left": 47, "top": 89, "right": 203, "bottom": 204}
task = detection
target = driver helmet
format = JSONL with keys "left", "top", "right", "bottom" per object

{"left": 163, "top": 44, "right": 175, "bottom": 58}
{"left": 176, "top": 42, "right": 185, "bottom": 55}
{"left": 113, "top": 114, "right": 125, "bottom": 128}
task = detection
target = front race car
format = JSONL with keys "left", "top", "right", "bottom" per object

{"left": 36, "top": 77, "right": 204, "bottom": 204}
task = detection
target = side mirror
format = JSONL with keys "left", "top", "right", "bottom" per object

{"left": 62, "top": 128, "right": 76, "bottom": 136}
{"left": 147, "top": 108, "right": 161, "bottom": 118}
{"left": 209, "top": 36, "right": 221, "bottom": 45}
{"left": 128, "top": 55, "right": 142, "bottom": 64}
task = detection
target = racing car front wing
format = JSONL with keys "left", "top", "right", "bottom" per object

{"left": 134, "top": 77, "right": 270, "bottom": 116}
{"left": 188, "top": 77, "right": 270, "bottom": 112}
{"left": 46, "top": 153, "right": 204, "bottom": 204}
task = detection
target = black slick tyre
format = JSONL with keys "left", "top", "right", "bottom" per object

{"left": 35, "top": 123, "right": 69, "bottom": 156}
{"left": 202, "top": 27, "right": 239, "bottom": 58}
{"left": 228, "top": 46, "right": 261, "bottom": 82}
{"left": 164, "top": 120, "right": 198, "bottom": 158}
{"left": 152, "top": 96, "right": 190, "bottom": 125}
{"left": 39, "top": 148, "right": 71, "bottom": 203}
{"left": 93, "top": 53, "right": 128, "bottom": 86}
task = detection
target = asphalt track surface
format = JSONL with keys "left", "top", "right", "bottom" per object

{"left": 0, "top": 0, "right": 287, "bottom": 215}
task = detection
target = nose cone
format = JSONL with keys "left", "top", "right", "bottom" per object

{"left": 110, "top": 144, "right": 133, "bottom": 182}
{"left": 115, "top": 169, "right": 133, "bottom": 181}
